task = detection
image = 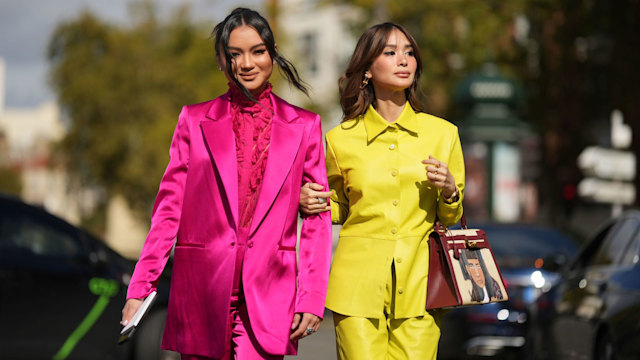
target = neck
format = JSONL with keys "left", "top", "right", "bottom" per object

{"left": 229, "top": 81, "right": 272, "bottom": 102}
{"left": 249, "top": 82, "right": 269, "bottom": 96}
{"left": 373, "top": 88, "right": 407, "bottom": 123}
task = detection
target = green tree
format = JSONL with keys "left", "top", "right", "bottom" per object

{"left": 0, "top": 167, "right": 22, "bottom": 196}
{"left": 333, "top": 0, "right": 529, "bottom": 115}
{"left": 48, "top": 5, "right": 227, "bottom": 223}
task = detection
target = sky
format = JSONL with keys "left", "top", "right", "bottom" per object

{"left": 0, "top": 0, "right": 261, "bottom": 108}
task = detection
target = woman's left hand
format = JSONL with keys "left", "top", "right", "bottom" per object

{"left": 300, "top": 182, "right": 331, "bottom": 215}
{"left": 422, "top": 155, "right": 457, "bottom": 199}
{"left": 290, "top": 312, "right": 322, "bottom": 340}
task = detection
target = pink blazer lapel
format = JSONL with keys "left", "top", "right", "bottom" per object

{"left": 250, "top": 94, "right": 303, "bottom": 236}
{"left": 200, "top": 93, "right": 239, "bottom": 229}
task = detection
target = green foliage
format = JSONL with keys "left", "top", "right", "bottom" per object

{"left": 48, "top": 5, "right": 227, "bottom": 217}
{"left": 332, "top": 0, "right": 529, "bottom": 115}
{"left": 0, "top": 166, "right": 22, "bottom": 196}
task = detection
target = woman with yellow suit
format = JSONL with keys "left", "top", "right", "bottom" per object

{"left": 301, "top": 22, "right": 465, "bottom": 359}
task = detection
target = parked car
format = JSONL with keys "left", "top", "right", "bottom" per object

{"left": 0, "top": 193, "right": 177, "bottom": 360}
{"left": 529, "top": 210, "right": 640, "bottom": 360}
{"left": 438, "top": 223, "right": 579, "bottom": 359}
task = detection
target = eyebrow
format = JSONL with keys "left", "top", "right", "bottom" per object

{"left": 228, "top": 43, "right": 267, "bottom": 51}
{"left": 383, "top": 44, "right": 413, "bottom": 49}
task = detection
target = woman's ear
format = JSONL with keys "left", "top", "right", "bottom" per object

{"left": 216, "top": 55, "right": 223, "bottom": 71}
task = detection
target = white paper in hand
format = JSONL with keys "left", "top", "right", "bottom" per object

{"left": 118, "top": 291, "right": 157, "bottom": 344}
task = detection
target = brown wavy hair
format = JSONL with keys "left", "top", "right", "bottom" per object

{"left": 339, "top": 23, "right": 423, "bottom": 121}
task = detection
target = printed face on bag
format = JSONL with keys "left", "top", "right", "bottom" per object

{"left": 465, "top": 259, "right": 486, "bottom": 288}
{"left": 219, "top": 25, "right": 274, "bottom": 93}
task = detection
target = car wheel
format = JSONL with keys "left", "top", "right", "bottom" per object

{"left": 595, "top": 330, "right": 617, "bottom": 360}
{"left": 134, "top": 308, "right": 180, "bottom": 360}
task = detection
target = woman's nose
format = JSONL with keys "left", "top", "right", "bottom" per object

{"left": 239, "top": 54, "right": 254, "bottom": 70}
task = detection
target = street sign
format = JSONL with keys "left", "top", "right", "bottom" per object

{"left": 577, "top": 178, "right": 636, "bottom": 205}
{"left": 577, "top": 146, "right": 636, "bottom": 181}
{"left": 576, "top": 110, "right": 636, "bottom": 213}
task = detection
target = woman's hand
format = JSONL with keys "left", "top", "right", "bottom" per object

{"left": 290, "top": 312, "right": 322, "bottom": 340}
{"left": 422, "top": 155, "right": 458, "bottom": 200}
{"left": 300, "top": 182, "right": 331, "bottom": 215}
{"left": 121, "top": 298, "right": 143, "bottom": 326}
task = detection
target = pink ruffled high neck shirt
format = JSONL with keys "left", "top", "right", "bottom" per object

{"left": 229, "top": 83, "right": 274, "bottom": 230}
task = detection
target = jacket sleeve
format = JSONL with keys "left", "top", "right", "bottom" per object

{"left": 325, "top": 135, "right": 349, "bottom": 225}
{"left": 437, "top": 126, "right": 465, "bottom": 226}
{"left": 295, "top": 114, "right": 333, "bottom": 318}
{"left": 127, "top": 106, "right": 190, "bottom": 300}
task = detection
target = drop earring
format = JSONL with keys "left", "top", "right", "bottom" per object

{"left": 360, "top": 73, "right": 371, "bottom": 89}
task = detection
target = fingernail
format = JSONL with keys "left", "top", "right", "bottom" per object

{"left": 121, "top": 320, "right": 128, "bottom": 326}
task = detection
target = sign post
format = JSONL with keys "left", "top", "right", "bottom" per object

{"left": 577, "top": 110, "right": 636, "bottom": 216}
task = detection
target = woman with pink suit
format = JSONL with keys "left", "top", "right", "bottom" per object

{"left": 120, "top": 8, "right": 332, "bottom": 360}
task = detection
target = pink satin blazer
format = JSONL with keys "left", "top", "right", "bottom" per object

{"left": 126, "top": 91, "right": 332, "bottom": 357}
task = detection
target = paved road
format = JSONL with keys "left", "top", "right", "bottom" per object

{"left": 286, "top": 310, "right": 337, "bottom": 360}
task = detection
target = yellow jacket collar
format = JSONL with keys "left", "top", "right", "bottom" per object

{"left": 363, "top": 102, "right": 418, "bottom": 142}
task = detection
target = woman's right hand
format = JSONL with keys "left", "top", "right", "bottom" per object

{"left": 121, "top": 298, "right": 143, "bottom": 326}
{"left": 300, "top": 182, "right": 331, "bottom": 215}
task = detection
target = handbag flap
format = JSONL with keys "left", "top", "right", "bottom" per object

{"left": 435, "top": 228, "right": 490, "bottom": 259}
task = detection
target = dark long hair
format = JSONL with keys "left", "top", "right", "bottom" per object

{"left": 212, "top": 8, "right": 308, "bottom": 101}
{"left": 460, "top": 249, "right": 502, "bottom": 301}
{"left": 339, "top": 23, "right": 423, "bottom": 121}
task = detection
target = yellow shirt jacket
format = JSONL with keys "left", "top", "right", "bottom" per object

{"left": 325, "top": 103, "right": 465, "bottom": 319}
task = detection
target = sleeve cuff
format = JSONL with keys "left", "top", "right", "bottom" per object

{"left": 126, "top": 282, "right": 156, "bottom": 300}
{"left": 295, "top": 291, "right": 327, "bottom": 319}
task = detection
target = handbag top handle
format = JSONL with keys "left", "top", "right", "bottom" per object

{"left": 435, "top": 213, "right": 467, "bottom": 231}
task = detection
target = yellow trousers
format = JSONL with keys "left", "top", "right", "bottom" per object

{"left": 333, "top": 265, "right": 441, "bottom": 360}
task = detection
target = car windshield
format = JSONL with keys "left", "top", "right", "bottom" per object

{"left": 481, "top": 225, "right": 578, "bottom": 268}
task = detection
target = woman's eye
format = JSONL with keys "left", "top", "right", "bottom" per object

{"left": 406, "top": 51, "right": 415, "bottom": 56}
{"left": 384, "top": 51, "right": 396, "bottom": 56}
{"left": 255, "top": 49, "right": 267, "bottom": 55}
{"left": 230, "top": 52, "right": 240, "bottom": 58}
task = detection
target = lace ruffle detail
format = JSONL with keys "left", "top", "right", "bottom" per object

{"left": 230, "top": 82, "right": 273, "bottom": 229}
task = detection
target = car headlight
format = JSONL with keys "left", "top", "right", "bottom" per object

{"left": 531, "top": 270, "right": 546, "bottom": 289}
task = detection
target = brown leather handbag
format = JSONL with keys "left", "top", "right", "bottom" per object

{"left": 426, "top": 215, "right": 509, "bottom": 309}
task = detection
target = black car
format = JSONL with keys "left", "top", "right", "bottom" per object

{"left": 530, "top": 210, "right": 640, "bottom": 360}
{"left": 438, "top": 223, "right": 579, "bottom": 359}
{"left": 0, "top": 194, "right": 177, "bottom": 359}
